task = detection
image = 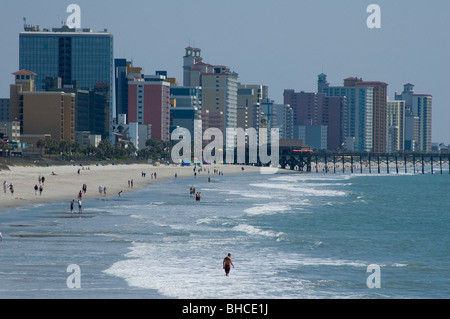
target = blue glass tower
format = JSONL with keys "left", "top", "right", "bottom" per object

{"left": 19, "top": 25, "right": 113, "bottom": 140}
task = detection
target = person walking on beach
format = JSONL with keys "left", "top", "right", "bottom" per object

{"left": 70, "top": 200, "right": 74, "bottom": 214}
{"left": 39, "top": 185, "right": 43, "bottom": 196}
{"left": 3, "top": 181, "right": 7, "bottom": 193}
{"left": 98, "top": 185, "right": 103, "bottom": 195}
{"left": 78, "top": 199, "right": 82, "bottom": 213}
{"left": 9, "top": 183, "right": 14, "bottom": 196}
{"left": 223, "top": 253, "right": 234, "bottom": 276}
{"left": 103, "top": 186, "right": 107, "bottom": 196}
{"left": 34, "top": 184, "right": 38, "bottom": 195}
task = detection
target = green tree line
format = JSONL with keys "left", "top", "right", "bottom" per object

{"left": 35, "top": 138, "right": 173, "bottom": 161}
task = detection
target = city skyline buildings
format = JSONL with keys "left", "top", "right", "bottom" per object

{"left": 0, "top": 1, "right": 448, "bottom": 146}
{"left": 17, "top": 23, "right": 114, "bottom": 140}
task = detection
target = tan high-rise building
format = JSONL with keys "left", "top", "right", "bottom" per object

{"left": 387, "top": 100, "right": 405, "bottom": 153}
{"left": 237, "top": 84, "right": 268, "bottom": 132}
{"left": 183, "top": 48, "right": 238, "bottom": 146}
{"left": 344, "top": 77, "right": 388, "bottom": 153}
{"left": 10, "top": 70, "right": 75, "bottom": 142}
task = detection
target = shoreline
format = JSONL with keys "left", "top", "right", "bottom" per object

{"left": 0, "top": 163, "right": 290, "bottom": 211}
{"left": 0, "top": 159, "right": 442, "bottom": 211}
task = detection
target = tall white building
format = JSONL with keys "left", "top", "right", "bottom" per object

{"left": 387, "top": 100, "right": 405, "bottom": 153}
{"left": 395, "top": 84, "right": 432, "bottom": 152}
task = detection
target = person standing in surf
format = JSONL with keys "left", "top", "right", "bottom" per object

{"left": 223, "top": 253, "right": 234, "bottom": 276}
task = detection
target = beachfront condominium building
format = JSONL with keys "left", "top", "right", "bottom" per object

{"left": 183, "top": 47, "right": 203, "bottom": 87}
{"left": 319, "top": 74, "right": 374, "bottom": 152}
{"left": 0, "top": 99, "right": 10, "bottom": 122}
{"left": 237, "top": 84, "right": 268, "bottom": 132}
{"left": 346, "top": 78, "right": 388, "bottom": 154}
{"left": 259, "top": 99, "right": 276, "bottom": 145}
{"left": 170, "top": 86, "right": 202, "bottom": 142}
{"left": 0, "top": 121, "right": 20, "bottom": 145}
{"left": 183, "top": 47, "right": 238, "bottom": 146}
{"left": 258, "top": 99, "right": 294, "bottom": 144}
{"left": 44, "top": 76, "right": 109, "bottom": 136}
{"left": 115, "top": 59, "right": 143, "bottom": 123}
{"left": 19, "top": 25, "right": 113, "bottom": 140}
{"left": 274, "top": 103, "right": 294, "bottom": 141}
{"left": 10, "top": 70, "right": 75, "bottom": 142}
{"left": 284, "top": 89, "right": 346, "bottom": 150}
{"left": 127, "top": 73, "right": 171, "bottom": 141}
{"left": 295, "top": 125, "right": 328, "bottom": 150}
{"left": 395, "top": 83, "right": 432, "bottom": 152}
{"left": 386, "top": 100, "right": 405, "bottom": 153}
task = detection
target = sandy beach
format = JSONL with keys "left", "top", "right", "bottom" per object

{"left": 0, "top": 158, "right": 440, "bottom": 210}
{"left": 0, "top": 163, "right": 265, "bottom": 209}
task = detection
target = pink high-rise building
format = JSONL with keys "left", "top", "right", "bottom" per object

{"left": 284, "top": 90, "right": 346, "bottom": 150}
{"left": 128, "top": 74, "right": 171, "bottom": 141}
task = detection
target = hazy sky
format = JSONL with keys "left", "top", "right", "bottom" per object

{"left": 1, "top": 0, "right": 449, "bottom": 144}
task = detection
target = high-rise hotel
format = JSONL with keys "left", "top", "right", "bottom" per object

{"left": 395, "top": 83, "right": 432, "bottom": 152}
{"left": 18, "top": 24, "right": 113, "bottom": 140}
{"left": 183, "top": 47, "right": 238, "bottom": 146}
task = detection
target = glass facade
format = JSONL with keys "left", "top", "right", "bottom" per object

{"left": 19, "top": 28, "right": 113, "bottom": 139}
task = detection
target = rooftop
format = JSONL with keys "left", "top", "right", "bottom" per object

{"left": 22, "top": 25, "right": 111, "bottom": 35}
{"left": 12, "top": 69, "right": 37, "bottom": 76}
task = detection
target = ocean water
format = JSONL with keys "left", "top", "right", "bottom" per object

{"left": 0, "top": 168, "right": 449, "bottom": 299}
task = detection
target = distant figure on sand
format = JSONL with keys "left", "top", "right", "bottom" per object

{"left": 78, "top": 200, "right": 82, "bottom": 213}
{"left": 70, "top": 200, "right": 74, "bottom": 214}
{"left": 34, "top": 184, "right": 38, "bottom": 195}
{"left": 223, "top": 253, "right": 234, "bottom": 276}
